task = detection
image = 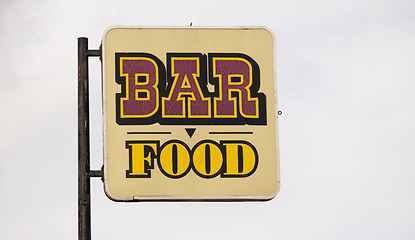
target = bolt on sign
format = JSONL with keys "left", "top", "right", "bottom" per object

{"left": 102, "top": 27, "right": 280, "bottom": 201}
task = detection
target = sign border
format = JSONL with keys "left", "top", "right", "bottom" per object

{"left": 102, "top": 26, "right": 280, "bottom": 202}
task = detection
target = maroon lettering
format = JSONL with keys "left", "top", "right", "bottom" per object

{"left": 162, "top": 56, "right": 210, "bottom": 118}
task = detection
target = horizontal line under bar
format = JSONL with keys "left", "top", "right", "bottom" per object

{"left": 209, "top": 132, "right": 253, "bottom": 134}
{"left": 127, "top": 132, "right": 172, "bottom": 134}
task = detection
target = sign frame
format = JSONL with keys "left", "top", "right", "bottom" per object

{"left": 102, "top": 26, "right": 280, "bottom": 202}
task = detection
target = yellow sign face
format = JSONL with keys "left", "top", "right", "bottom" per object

{"left": 102, "top": 27, "right": 279, "bottom": 201}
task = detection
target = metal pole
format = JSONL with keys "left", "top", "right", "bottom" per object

{"left": 78, "top": 37, "right": 91, "bottom": 240}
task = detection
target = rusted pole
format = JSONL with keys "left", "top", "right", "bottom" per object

{"left": 78, "top": 37, "right": 91, "bottom": 240}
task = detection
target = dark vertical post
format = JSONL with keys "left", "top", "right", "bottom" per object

{"left": 78, "top": 37, "right": 91, "bottom": 240}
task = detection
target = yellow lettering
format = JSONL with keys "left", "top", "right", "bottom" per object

{"left": 221, "top": 141, "right": 258, "bottom": 177}
{"left": 126, "top": 141, "right": 158, "bottom": 178}
{"left": 192, "top": 141, "right": 224, "bottom": 178}
{"left": 158, "top": 141, "right": 191, "bottom": 178}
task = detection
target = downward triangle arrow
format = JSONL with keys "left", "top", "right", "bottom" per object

{"left": 185, "top": 128, "right": 196, "bottom": 138}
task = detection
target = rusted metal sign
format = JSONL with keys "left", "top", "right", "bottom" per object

{"left": 102, "top": 27, "right": 279, "bottom": 201}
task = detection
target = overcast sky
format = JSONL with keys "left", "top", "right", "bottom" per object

{"left": 0, "top": 0, "right": 414, "bottom": 239}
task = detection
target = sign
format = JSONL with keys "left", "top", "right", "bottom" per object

{"left": 102, "top": 27, "right": 279, "bottom": 201}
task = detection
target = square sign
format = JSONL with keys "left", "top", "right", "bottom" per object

{"left": 102, "top": 27, "right": 279, "bottom": 201}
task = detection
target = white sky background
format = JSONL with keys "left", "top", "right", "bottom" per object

{"left": 0, "top": 0, "right": 414, "bottom": 239}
